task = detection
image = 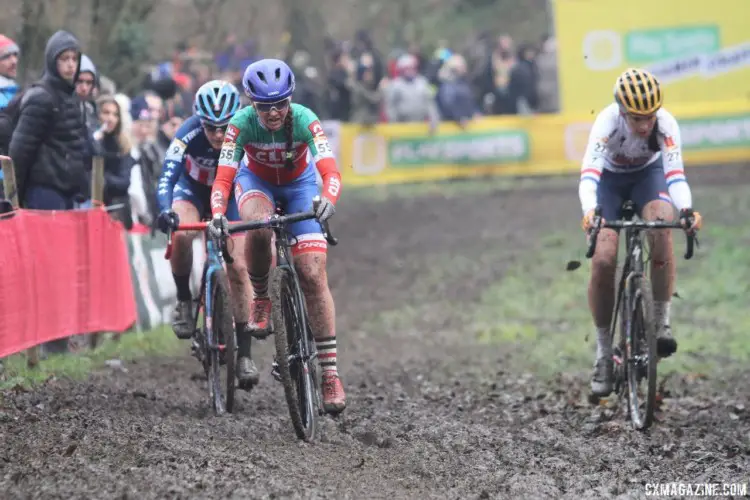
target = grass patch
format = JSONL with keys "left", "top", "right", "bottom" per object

{"left": 0, "top": 327, "right": 179, "bottom": 390}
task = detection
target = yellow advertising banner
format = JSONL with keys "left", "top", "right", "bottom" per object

{"left": 336, "top": 101, "right": 750, "bottom": 186}
{"left": 553, "top": 0, "right": 750, "bottom": 114}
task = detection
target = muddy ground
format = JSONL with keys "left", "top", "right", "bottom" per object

{"left": 2, "top": 166, "right": 749, "bottom": 499}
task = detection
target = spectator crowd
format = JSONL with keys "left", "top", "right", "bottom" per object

{"left": 0, "top": 27, "right": 558, "bottom": 357}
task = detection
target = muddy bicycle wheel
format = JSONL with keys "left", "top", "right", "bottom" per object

{"left": 271, "top": 266, "right": 318, "bottom": 441}
{"left": 625, "top": 277, "right": 657, "bottom": 430}
{"left": 206, "top": 268, "right": 236, "bottom": 415}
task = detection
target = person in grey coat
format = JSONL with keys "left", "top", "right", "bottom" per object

{"left": 383, "top": 54, "right": 439, "bottom": 132}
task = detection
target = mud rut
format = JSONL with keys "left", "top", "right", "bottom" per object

{"left": 2, "top": 167, "right": 749, "bottom": 499}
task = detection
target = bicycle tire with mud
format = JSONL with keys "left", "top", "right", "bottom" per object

{"left": 271, "top": 266, "right": 316, "bottom": 441}
{"left": 625, "top": 276, "right": 657, "bottom": 430}
{"left": 207, "top": 268, "right": 236, "bottom": 415}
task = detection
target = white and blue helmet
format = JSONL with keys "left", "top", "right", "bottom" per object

{"left": 194, "top": 80, "right": 241, "bottom": 126}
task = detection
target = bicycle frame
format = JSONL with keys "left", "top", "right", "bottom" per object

{"left": 609, "top": 209, "right": 647, "bottom": 352}
{"left": 202, "top": 235, "right": 228, "bottom": 358}
{"left": 165, "top": 224, "right": 230, "bottom": 362}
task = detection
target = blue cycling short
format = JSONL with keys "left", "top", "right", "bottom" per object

{"left": 172, "top": 174, "right": 240, "bottom": 221}
{"left": 234, "top": 165, "right": 326, "bottom": 253}
{"left": 597, "top": 158, "right": 671, "bottom": 222}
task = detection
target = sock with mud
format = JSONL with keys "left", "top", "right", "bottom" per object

{"left": 249, "top": 272, "right": 269, "bottom": 299}
{"left": 595, "top": 326, "right": 611, "bottom": 360}
{"left": 174, "top": 273, "right": 191, "bottom": 302}
{"left": 236, "top": 322, "right": 251, "bottom": 358}
{"left": 653, "top": 300, "right": 671, "bottom": 328}
{"left": 316, "top": 336, "right": 338, "bottom": 375}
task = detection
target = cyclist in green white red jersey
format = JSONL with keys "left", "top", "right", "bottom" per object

{"left": 209, "top": 59, "right": 345, "bottom": 414}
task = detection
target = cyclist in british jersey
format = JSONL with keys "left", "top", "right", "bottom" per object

{"left": 208, "top": 59, "right": 346, "bottom": 413}
{"left": 156, "top": 80, "right": 260, "bottom": 388}
{"left": 580, "top": 68, "right": 703, "bottom": 396}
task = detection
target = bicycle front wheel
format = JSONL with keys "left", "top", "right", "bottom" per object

{"left": 271, "top": 266, "right": 318, "bottom": 441}
{"left": 625, "top": 277, "right": 658, "bottom": 430}
{"left": 206, "top": 268, "right": 236, "bottom": 415}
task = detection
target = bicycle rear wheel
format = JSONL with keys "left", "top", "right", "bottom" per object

{"left": 625, "top": 277, "right": 657, "bottom": 430}
{"left": 271, "top": 266, "right": 319, "bottom": 441}
{"left": 206, "top": 268, "right": 236, "bottom": 415}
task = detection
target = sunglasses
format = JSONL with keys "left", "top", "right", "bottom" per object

{"left": 254, "top": 98, "right": 290, "bottom": 113}
{"left": 202, "top": 122, "right": 227, "bottom": 133}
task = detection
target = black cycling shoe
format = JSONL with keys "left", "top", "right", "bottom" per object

{"left": 656, "top": 325, "right": 677, "bottom": 358}
{"left": 236, "top": 356, "right": 260, "bottom": 390}
{"left": 591, "top": 356, "right": 614, "bottom": 397}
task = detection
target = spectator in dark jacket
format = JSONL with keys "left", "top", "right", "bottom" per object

{"left": 76, "top": 54, "right": 98, "bottom": 131}
{"left": 437, "top": 54, "right": 478, "bottom": 127}
{"left": 326, "top": 48, "right": 353, "bottom": 121}
{"left": 8, "top": 30, "right": 86, "bottom": 355}
{"left": 508, "top": 44, "right": 539, "bottom": 115}
{"left": 9, "top": 30, "right": 87, "bottom": 210}
{"left": 350, "top": 55, "right": 383, "bottom": 126}
{"left": 75, "top": 54, "right": 100, "bottom": 208}
{"left": 94, "top": 94, "right": 134, "bottom": 228}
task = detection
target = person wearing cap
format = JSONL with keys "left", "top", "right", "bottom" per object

{"left": 0, "top": 35, "right": 19, "bottom": 109}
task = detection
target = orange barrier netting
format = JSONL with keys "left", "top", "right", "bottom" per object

{"left": 0, "top": 209, "right": 137, "bottom": 358}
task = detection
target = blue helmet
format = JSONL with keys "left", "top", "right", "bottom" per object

{"left": 194, "top": 80, "right": 241, "bottom": 126}
{"left": 242, "top": 59, "right": 295, "bottom": 103}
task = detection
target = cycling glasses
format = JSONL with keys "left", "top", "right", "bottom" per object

{"left": 201, "top": 122, "right": 227, "bottom": 134}
{"left": 253, "top": 98, "right": 290, "bottom": 113}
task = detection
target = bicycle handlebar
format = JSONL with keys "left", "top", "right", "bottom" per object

{"left": 585, "top": 206, "right": 696, "bottom": 260}
{"left": 226, "top": 210, "right": 339, "bottom": 247}
{"left": 163, "top": 211, "right": 338, "bottom": 261}
{"left": 164, "top": 223, "right": 232, "bottom": 262}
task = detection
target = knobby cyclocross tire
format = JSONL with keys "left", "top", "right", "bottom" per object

{"left": 207, "top": 268, "right": 236, "bottom": 415}
{"left": 625, "top": 277, "right": 657, "bottom": 430}
{"left": 271, "top": 266, "right": 318, "bottom": 441}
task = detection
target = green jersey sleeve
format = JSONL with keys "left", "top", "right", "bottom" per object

{"left": 294, "top": 105, "right": 336, "bottom": 163}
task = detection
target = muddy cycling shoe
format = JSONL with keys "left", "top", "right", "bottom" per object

{"left": 322, "top": 372, "right": 347, "bottom": 414}
{"left": 246, "top": 298, "right": 273, "bottom": 339}
{"left": 590, "top": 356, "right": 614, "bottom": 397}
{"left": 656, "top": 325, "right": 677, "bottom": 358}
{"left": 236, "top": 356, "right": 260, "bottom": 390}
{"left": 171, "top": 300, "right": 194, "bottom": 339}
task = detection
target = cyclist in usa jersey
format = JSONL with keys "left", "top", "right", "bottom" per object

{"left": 209, "top": 59, "right": 345, "bottom": 413}
{"left": 579, "top": 68, "right": 702, "bottom": 396}
{"left": 156, "top": 80, "right": 260, "bottom": 388}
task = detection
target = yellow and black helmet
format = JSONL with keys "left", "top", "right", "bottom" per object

{"left": 613, "top": 68, "right": 663, "bottom": 115}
